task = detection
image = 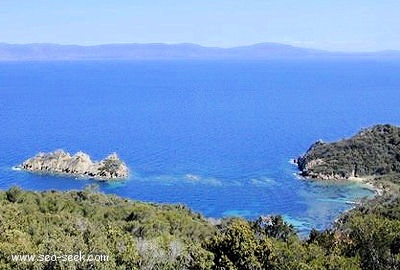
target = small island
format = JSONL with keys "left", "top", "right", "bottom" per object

{"left": 18, "top": 150, "right": 129, "bottom": 180}
{"left": 296, "top": 124, "right": 400, "bottom": 183}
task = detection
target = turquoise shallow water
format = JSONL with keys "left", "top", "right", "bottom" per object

{"left": 1, "top": 59, "right": 399, "bottom": 235}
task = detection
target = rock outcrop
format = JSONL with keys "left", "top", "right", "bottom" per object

{"left": 296, "top": 124, "right": 400, "bottom": 180}
{"left": 19, "top": 150, "right": 129, "bottom": 180}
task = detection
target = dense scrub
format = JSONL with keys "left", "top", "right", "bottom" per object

{"left": 297, "top": 124, "right": 400, "bottom": 179}
{"left": 1, "top": 184, "right": 400, "bottom": 270}
{"left": 328, "top": 189, "right": 400, "bottom": 270}
{"left": 0, "top": 186, "right": 215, "bottom": 270}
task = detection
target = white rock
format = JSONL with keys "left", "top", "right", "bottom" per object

{"left": 19, "top": 150, "right": 129, "bottom": 180}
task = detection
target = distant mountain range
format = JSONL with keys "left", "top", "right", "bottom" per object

{"left": 0, "top": 43, "right": 399, "bottom": 61}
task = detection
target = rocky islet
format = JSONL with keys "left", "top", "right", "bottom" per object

{"left": 19, "top": 150, "right": 129, "bottom": 180}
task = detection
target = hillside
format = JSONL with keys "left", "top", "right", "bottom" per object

{"left": 1, "top": 184, "right": 400, "bottom": 268}
{"left": 297, "top": 124, "right": 400, "bottom": 181}
{"left": 0, "top": 186, "right": 216, "bottom": 269}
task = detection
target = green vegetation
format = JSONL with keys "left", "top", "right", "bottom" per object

{"left": 0, "top": 183, "right": 399, "bottom": 270}
{"left": 331, "top": 190, "right": 400, "bottom": 269}
{"left": 0, "top": 186, "right": 214, "bottom": 270}
{"left": 297, "top": 124, "right": 400, "bottom": 180}
{"left": 99, "top": 157, "right": 123, "bottom": 178}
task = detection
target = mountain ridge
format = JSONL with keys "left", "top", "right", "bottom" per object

{"left": 1, "top": 42, "right": 399, "bottom": 61}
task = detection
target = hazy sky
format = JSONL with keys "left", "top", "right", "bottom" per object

{"left": 1, "top": 0, "right": 399, "bottom": 51}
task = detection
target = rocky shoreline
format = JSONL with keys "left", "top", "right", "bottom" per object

{"left": 18, "top": 150, "right": 129, "bottom": 180}
{"left": 295, "top": 124, "right": 400, "bottom": 197}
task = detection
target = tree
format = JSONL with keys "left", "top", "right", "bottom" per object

{"left": 252, "top": 215, "right": 297, "bottom": 242}
{"left": 5, "top": 186, "right": 22, "bottom": 203}
{"left": 207, "top": 218, "right": 266, "bottom": 270}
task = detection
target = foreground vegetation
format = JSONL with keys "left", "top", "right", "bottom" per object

{"left": 0, "top": 183, "right": 399, "bottom": 270}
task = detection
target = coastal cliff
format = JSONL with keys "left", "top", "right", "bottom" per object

{"left": 19, "top": 150, "right": 129, "bottom": 180}
{"left": 296, "top": 124, "right": 400, "bottom": 181}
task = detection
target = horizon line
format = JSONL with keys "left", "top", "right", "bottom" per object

{"left": 1, "top": 42, "right": 399, "bottom": 54}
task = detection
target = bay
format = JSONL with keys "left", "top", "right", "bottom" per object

{"left": 1, "top": 59, "right": 399, "bottom": 234}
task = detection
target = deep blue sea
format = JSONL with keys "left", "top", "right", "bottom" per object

{"left": 1, "top": 59, "right": 400, "bottom": 235}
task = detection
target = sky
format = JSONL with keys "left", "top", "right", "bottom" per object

{"left": 0, "top": 0, "right": 399, "bottom": 52}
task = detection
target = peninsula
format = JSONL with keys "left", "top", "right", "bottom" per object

{"left": 18, "top": 150, "right": 129, "bottom": 180}
{"left": 296, "top": 124, "right": 400, "bottom": 182}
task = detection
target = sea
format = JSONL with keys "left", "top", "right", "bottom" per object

{"left": 1, "top": 59, "right": 400, "bottom": 235}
